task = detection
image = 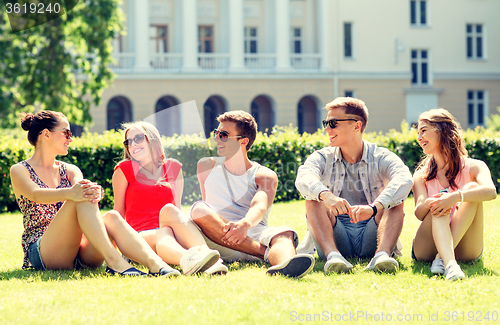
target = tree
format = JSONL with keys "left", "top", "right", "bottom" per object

{"left": 0, "top": 0, "right": 123, "bottom": 128}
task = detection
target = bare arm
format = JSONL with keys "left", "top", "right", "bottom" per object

{"left": 464, "top": 159, "right": 497, "bottom": 202}
{"left": 112, "top": 167, "right": 128, "bottom": 218}
{"left": 10, "top": 163, "right": 97, "bottom": 204}
{"left": 222, "top": 166, "right": 278, "bottom": 245}
{"left": 413, "top": 170, "right": 433, "bottom": 221}
{"left": 173, "top": 169, "right": 184, "bottom": 209}
{"left": 196, "top": 157, "right": 215, "bottom": 201}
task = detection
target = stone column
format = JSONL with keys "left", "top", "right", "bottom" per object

{"left": 275, "top": 0, "right": 291, "bottom": 71}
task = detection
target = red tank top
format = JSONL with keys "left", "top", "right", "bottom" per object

{"left": 115, "top": 159, "right": 182, "bottom": 232}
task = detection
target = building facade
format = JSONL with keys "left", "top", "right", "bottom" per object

{"left": 89, "top": 0, "right": 500, "bottom": 136}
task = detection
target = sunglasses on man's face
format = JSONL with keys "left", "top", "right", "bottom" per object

{"left": 50, "top": 128, "right": 73, "bottom": 139}
{"left": 123, "top": 133, "right": 146, "bottom": 148}
{"left": 322, "top": 118, "right": 358, "bottom": 129}
{"left": 213, "top": 129, "right": 245, "bottom": 142}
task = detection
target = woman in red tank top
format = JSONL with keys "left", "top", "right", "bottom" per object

{"left": 412, "top": 108, "right": 496, "bottom": 281}
{"left": 113, "top": 121, "right": 225, "bottom": 275}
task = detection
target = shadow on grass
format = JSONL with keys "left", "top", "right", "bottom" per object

{"left": 0, "top": 268, "right": 107, "bottom": 282}
{"left": 410, "top": 259, "right": 498, "bottom": 278}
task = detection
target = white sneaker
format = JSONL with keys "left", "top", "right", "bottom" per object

{"left": 365, "top": 252, "right": 399, "bottom": 273}
{"left": 430, "top": 258, "right": 445, "bottom": 275}
{"left": 266, "top": 254, "right": 315, "bottom": 278}
{"left": 180, "top": 246, "right": 220, "bottom": 275}
{"left": 444, "top": 263, "right": 465, "bottom": 281}
{"left": 204, "top": 258, "right": 228, "bottom": 275}
{"left": 324, "top": 255, "right": 353, "bottom": 274}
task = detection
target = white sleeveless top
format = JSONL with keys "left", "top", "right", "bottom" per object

{"left": 204, "top": 158, "right": 271, "bottom": 226}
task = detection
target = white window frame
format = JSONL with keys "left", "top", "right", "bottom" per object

{"left": 410, "top": 0, "right": 429, "bottom": 27}
{"left": 343, "top": 22, "right": 354, "bottom": 59}
{"left": 468, "top": 90, "right": 488, "bottom": 128}
{"left": 466, "top": 23, "right": 486, "bottom": 60}
{"left": 411, "top": 49, "right": 430, "bottom": 86}
{"left": 244, "top": 27, "right": 258, "bottom": 54}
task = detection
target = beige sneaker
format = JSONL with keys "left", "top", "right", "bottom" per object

{"left": 324, "top": 255, "right": 353, "bottom": 274}
{"left": 180, "top": 246, "right": 220, "bottom": 275}
{"left": 204, "top": 258, "right": 228, "bottom": 275}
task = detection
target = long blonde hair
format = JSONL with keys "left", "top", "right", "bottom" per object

{"left": 118, "top": 121, "right": 166, "bottom": 167}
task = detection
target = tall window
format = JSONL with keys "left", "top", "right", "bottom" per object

{"left": 344, "top": 23, "right": 353, "bottom": 58}
{"left": 150, "top": 25, "right": 168, "bottom": 53}
{"left": 467, "top": 24, "right": 484, "bottom": 59}
{"left": 411, "top": 50, "right": 428, "bottom": 85}
{"left": 244, "top": 27, "right": 258, "bottom": 53}
{"left": 410, "top": 0, "right": 427, "bottom": 26}
{"left": 291, "top": 28, "right": 302, "bottom": 54}
{"left": 468, "top": 90, "right": 485, "bottom": 127}
{"left": 107, "top": 97, "right": 132, "bottom": 131}
{"left": 198, "top": 26, "right": 213, "bottom": 53}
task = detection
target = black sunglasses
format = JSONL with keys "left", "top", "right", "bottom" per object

{"left": 50, "top": 128, "right": 73, "bottom": 139}
{"left": 213, "top": 129, "right": 245, "bottom": 142}
{"left": 322, "top": 118, "right": 358, "bottom": 129}
{"left": 123, "top": 133, "right": 146, "bottom": 148}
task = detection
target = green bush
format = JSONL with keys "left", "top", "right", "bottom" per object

{"left": 1, "top": 124, "right": 499, "bottom": 212}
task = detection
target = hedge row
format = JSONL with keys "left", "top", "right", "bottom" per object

{"left": 1, "top": 124, "right": 499, "bottom": 212}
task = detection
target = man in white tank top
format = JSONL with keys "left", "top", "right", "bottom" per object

{"left": 191, "top": 111, "right": 315, "bottom": 278}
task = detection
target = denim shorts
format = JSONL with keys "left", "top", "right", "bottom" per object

{"left": 28, "top": 237, "right": 88, "bottom": 270}
{"left": 313, "top": 215, "right": 378, "bottom": 259}
{"left": 28, "top": 237, "right": 46, "bottom": 270}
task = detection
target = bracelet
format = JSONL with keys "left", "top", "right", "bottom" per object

{"left": 369, "top": 204, "right": 378, "bottom": 217}
{"left": 458, "top": 190, "right": 464, "bottom": 203}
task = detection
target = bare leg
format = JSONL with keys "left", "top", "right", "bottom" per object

{"left": 155, "top": 227, "right": 186, "bottom": 265}
{"left": 40, "top": 201, "right": 130, "bottom": 272}
{"left": 305, "top": 200, "right": 338, "bottom": 257}
{"left": 375, "top": 203, "right": 404, "bottom": 255}
{"left": 267, "top": 231, "right": 296, "bottom": 266}
{"left": 102, "top": 210, "right": 168, "bottom": 273}
{"left": 452, "top": 183, "right": 483, "bottom": 261}
{"left": 414, "top": 182, "right": 483, "bottom": 263}
{"left": 431, "top": 214, "right": 455, "bottom": 266}
{"left": 413, "top": 210, "right": 438, "bottom": 261}
{"left": 191, "top": 202, "right": 266, "bottom": 259}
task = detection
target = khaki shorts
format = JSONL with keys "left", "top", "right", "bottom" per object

{"left": 190, "top": 201, "right": 298, "bottom": 263}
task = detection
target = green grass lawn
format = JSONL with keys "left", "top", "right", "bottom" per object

{"left": 1, "top": 198, "right": 499, "bottom": 324}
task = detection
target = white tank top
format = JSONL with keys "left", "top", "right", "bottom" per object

{"left": 204, "top": 158, "right": 271, "bottom": 226}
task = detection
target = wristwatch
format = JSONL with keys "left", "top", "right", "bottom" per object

{"left": 369, "top": 204, "right": 378, "bottom": 217}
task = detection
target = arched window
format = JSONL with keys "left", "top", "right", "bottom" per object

{"left": 250, "top": 95, "right": 275, "bottom": 134}
{"left": 203, "top": 95, "right": 227, "bottom": 138}
{"left": 297, "top": 95, "right": 321, "bottom": 134}
{"left": 107, "top": 96, "right": 133, "bottom": 130}
{"left": 155, "top": 96, "right": 181, "bottom": 137}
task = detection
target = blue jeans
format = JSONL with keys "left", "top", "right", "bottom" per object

{"left": 313, "top": 215, "right": 378, "bottom": 259}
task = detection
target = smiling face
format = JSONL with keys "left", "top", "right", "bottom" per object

{"left": 125, "top": 127, "right": 151, "bottom": 164}
{"left": 50, "top": 118, "right": 73, "bottom": 156}
{"left": 417, "top": 121, "right": 440, "bottom": 155}
{"left": 214, "top": 121, "right": 246, "bottom": 158}
{"left": 324, "top": 107, "right": 361, "bottom": 148}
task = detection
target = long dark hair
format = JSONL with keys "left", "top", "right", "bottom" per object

{"left": 416, "top": 108, "right": 468, "bottom": 190}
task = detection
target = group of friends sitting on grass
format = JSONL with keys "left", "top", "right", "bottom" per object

{"left": 10, "top": 97, "right": 496, "bottom": 281}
